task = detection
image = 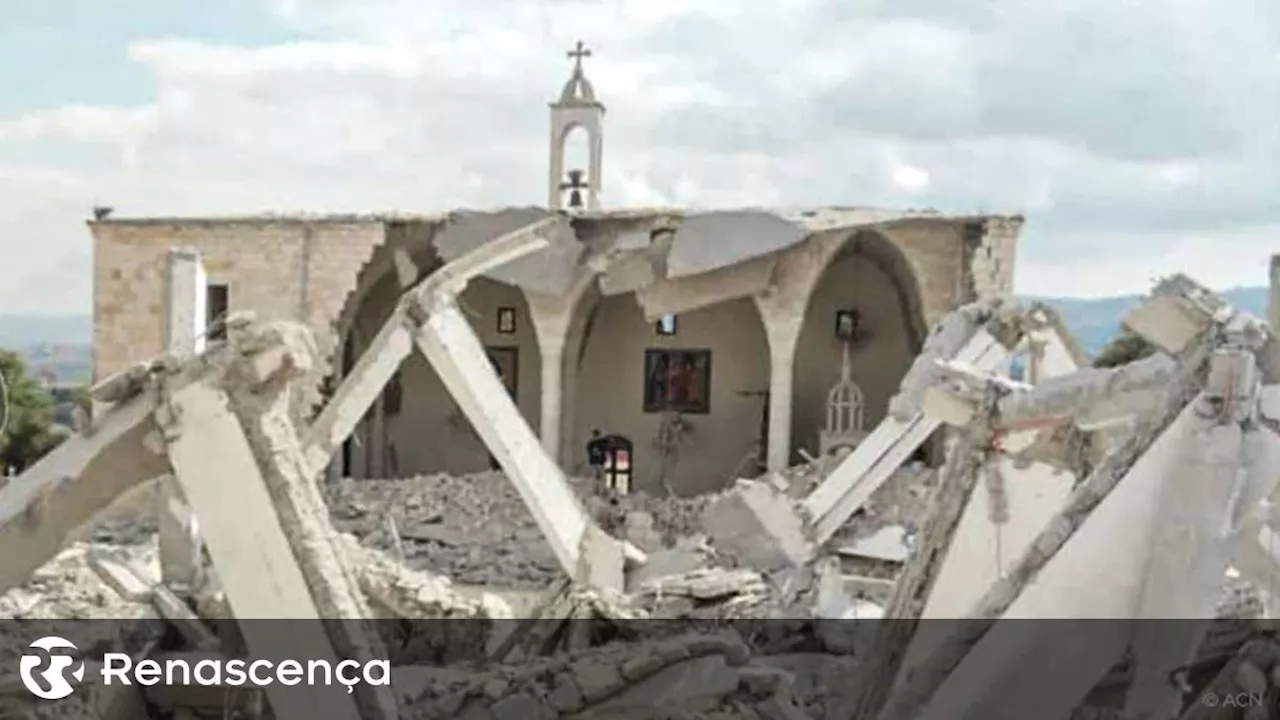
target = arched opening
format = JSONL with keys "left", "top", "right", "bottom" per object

{"left": 340, "top": 269, "right": 542, "bottom": 479}
{"left": 792, "top": 231, "right": 927, "bottom": 464}
{"left": 558, "top": 124, "right": 592, "bottom": 209}
{"left": 572, "top": 293, "right": 770, "bottom": 497}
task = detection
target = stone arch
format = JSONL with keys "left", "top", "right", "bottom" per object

{"left": 791, "top": 230, "right": 928, "bottom": 462}
{"left": 571, "top": 291, "right": 771, "bottom": 497}
{"left": 334, "top": 260, "right": 541, "bottom": 479}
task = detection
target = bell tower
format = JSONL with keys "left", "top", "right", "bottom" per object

{"left": 549, "top": 41, "right": 605, "bottom": 212}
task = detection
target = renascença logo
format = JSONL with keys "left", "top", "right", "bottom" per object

{"left": 20, "top": 636, "right": 85, "bottom": 700}
{"left": 18, "top": 635, "right": 390, "bottom": 699}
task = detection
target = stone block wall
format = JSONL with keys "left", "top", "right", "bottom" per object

{"left": 90, "top": 218, "right": 388, "bottom": 382}
{"left": 881, "top": 220, "right": 968, "bottom": 330}
{"left": 879, "top": 216, "right": 1023, "bottom": 330}
{"left": 970, "top": 217, "right": 1022, "bottom": 300}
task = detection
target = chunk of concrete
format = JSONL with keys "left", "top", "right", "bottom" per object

{"left": 579, "top": 655, "right": 740, "bottom": 717}
{"left": 704, "top": 480, "right": 813, "bottom": 572}
{"left": 1123, "top": 293, "right": 1211, "bottom": 355}
{"left": 836, "top": 525, "right": 913, "bottom": 563}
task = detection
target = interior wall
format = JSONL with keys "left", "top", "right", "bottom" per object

{"left": 572, "top": 295, "right": 770, "bottom": 496}
{"left": 348, "top": 273, "right": 541, "bottom": 478}
{"left": 792, "top": 242, "right": 922, "bottom": 463}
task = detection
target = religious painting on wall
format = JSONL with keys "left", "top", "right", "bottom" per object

{"left": 485, "top": 347, "right": 519, "bottom": 398}
{"left": 496, "top": 306, "right": 517, "bottom": 334}
{"left": 655, "top": 314, "right": 678, "bottom": 336}
{"left": 643, "top": 349, "right": 711, "bottom": 414}
{"left": 834, "top": 309, "right": 861, "bottom": 342}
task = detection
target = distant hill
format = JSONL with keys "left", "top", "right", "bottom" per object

{"left": 1022, "top": 286, "right": 1267, "bottom": 358}
{"left": 0, "top": 314, "right": 93, "bottom": 385}
{"left": 0, "top": 314, "right": 91, "bottom": 349}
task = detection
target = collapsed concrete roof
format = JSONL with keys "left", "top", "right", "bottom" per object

{"left": 94, "top": 204, "right": 1024, "bottom": 315}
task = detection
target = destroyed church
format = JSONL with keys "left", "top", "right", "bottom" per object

{"left": 16, "top": 40, "right": 1280, "bottom": 720}
{"left": 88, "top": 44, "right": 1027, "bottom": 496}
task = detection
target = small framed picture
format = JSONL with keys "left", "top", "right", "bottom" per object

{"left": 497, "top": 306, "right": 516, "bottom": 334}
{"left": 655, "top": 314, "right": 678, "bottom": 336}
{"left": 834, "top": 309, "right": 860, "bottom": 341}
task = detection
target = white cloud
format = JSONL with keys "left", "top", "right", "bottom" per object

{"left": 891, "top": 164, "right": 930, "bottom": 192}
{"left": 0, "top": 0, "right": 1277, "bottom": 314}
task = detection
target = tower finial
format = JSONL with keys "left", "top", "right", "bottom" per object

{"left": 567, "top": 40, "right": 591, "bottom": 74}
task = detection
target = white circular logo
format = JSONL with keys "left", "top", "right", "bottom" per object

{"left": 19, "top": 636, "right": 84, "bottom": 700}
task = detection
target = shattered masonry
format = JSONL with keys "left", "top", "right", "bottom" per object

{"left": 5, "top": 217, "right": 1280, "bottom": 720}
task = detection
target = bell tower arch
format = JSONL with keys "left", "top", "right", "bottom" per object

{"left": 549, "top": 41, "right": 605, "bottom": 212}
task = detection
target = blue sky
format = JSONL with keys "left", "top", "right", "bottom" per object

{"left": 0, "top": 0, "right": 1277, "bottom": 314}
{"left": 0, "top": 1, "right": 292, "bottom": 114}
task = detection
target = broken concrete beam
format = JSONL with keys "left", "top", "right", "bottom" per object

{"left": 875, "top": 377, "right": 1208, "bottom": 720}
{"left": 0, "top": 391, "right": 170, "bottom": 595}
{"left": 159, "top": 380, "right": 368, "bottom": 720}
{"left": 157, "top": 476, "right": 203, "bottom": 591}
{"left": 927, "top": 352, "right": 1178, "bottom": 433}
{"left": 804, "top": 328, "right": 1010, "bottom": 546}
{"left": 887, "top": 299, "right": 1005, "bottom": 422}
{"left": 635, "top": 253, "right": 777, "bottom": 319}
{"left": 430, "top": 209, "right": 582, "bottom": 296}
{"left": 412, "top": 300, "right": 629, "bottom": 591}
{"left": 833, "top": 433, "right": 985, "bottom": 720}
{"left": 218, "top": 321, "right": 398, "bottom": 720}
{"left": 633, "top": 567, "right": 768, "bottom": 601}
{"left": 417, "top": 214, "right": 562, "bottom": 300}
{"left": 301, "top": 308, "right": 414, "bottom": 478}
{"left": 704, "top": 479, "right": 813, "bottom": 572}
{"left": 402, "top": 219, "right": 640, "bottom": 589}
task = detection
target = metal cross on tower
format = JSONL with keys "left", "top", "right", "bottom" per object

{"left": 567, "top": 41, "right": 591, "bottom": 72}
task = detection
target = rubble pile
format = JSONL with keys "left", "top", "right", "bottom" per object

{"left": 328, "top": 473, "right": 563, "bottom": 587}
{"left": 327, "top": 472, "right": 727, "bottom": 588}
{"left": 403, "top": 628, "right": 852, "bottom": 719}
{"left": 0, "top": 541, "right": 157, "bottom": 619}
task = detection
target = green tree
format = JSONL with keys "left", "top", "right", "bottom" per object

{"left": 0, "top": 351, "right": 61, "bottom": 473}
{"left": 1092, "top": 330, "right": 1158, "bottom": 369}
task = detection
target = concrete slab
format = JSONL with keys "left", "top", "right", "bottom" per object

{"left": 835, "top": 525, "right": 913, "bottom": 563}
{"left": 431, "top": 208, "right": 582, "bottom": 295}
{"left": 664, "top": 211, "right": 807, "bottom": 278}
{"left": 911, "top": 397, "right": 1206, "bottom": 720}
{"left": 0, "top": 391, "right": 169, "bottom": 595}
{"left": 704, "top": 479, "right": 812, "bottom": 572}
{"left": 804, "top": 330, "right": 1010, "bottom": 545}
{"left": 162, "top": 380, "right": 364, "bottom": 720}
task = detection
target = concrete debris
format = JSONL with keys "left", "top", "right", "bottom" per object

{"left": 327, "top": 473, "right": 718, "bottom": 589}
{"left": 0, "top": 540, "right": 158, "bottom": 619}
{"left": 404, "top": 629, "right": 855, "bottom": 719}
{"left": 703, "top": 479, "right": 814, "bottom": 573}
{"left": 835, "top": 525, "right": 913, "bottom": 564}
{"left": 15, "top": 229, "right": 1280, "bottom": 720}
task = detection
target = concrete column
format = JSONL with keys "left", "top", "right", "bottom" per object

{"left": 540, "top": 347, "right": 566, "bottom": 460}
{"left": 525, "top": 281, "right": 589, "bottom": 465}
{"left": 752, "top": 236, "right": 841, "bottom": 472}
{"left": 161, "top": 247, "right": 207, "bottom": 590}
{"left": 758, "top": 314, "right": 802, "bottom": 472}
{"left": 1266, "top": 254, "right": 1280, "bottom": 382}
{"left": 166, "top": 248, "right": 207, "bottom": 355}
